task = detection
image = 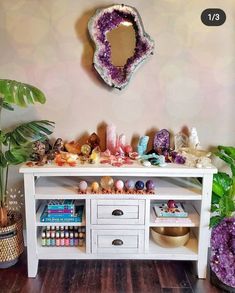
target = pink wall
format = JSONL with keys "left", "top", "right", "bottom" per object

{"left": 0, "top": 0, "right": 234, "bottom": 203}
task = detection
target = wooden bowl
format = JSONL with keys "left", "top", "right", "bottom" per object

{"left": 151, "top": 227, "right": 190, "bottom": 248}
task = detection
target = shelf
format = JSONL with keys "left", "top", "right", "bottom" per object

{"left": 34, "top": 176, "right": 202, "bottom": 200}
{"left": 149, "top": 203, "right": 200, "bottom": 227}
{"left": 147, "top": 234, "right": 198, "bottom": 260}
{"left": 36, "top": 203, "right": 86, "bottom": 226}
{"left": 37, "top": 239, "right": 86, "bottom": 259}
{"left": 20, "top": 161, "right": 217, "bottom": 177}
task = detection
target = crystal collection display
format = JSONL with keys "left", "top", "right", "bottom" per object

{"left": 77, "top": 177, "right": 156, "bottom": 195}
{"left": 27, "top": 124, "right": 212, "bottom": 169}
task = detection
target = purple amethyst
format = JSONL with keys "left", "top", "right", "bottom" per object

{"left": 88, "top": 5, "right": 154, "bottom": 90}
{"left": 210, "top": 217, "right": 235, "bottom": 288}
{"left": 145, "top": 180, "right": 155, "bottom": 191}
{"left": 154, "top": 129, "right": 170, "bottom": 151}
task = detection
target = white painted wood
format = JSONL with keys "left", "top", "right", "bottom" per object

{"left": 34, "top": 176, "right": 202, "bottom": 200}
{"left": 20, "top": 163, "right": 216, "bottom": 278}
{"left": 23, "top": 174, "right": 38, "bottom": 278}
{"left": 92, "top": 229, "right": 144, "bottom": 254}
{"left": 197, "top": 174, "right": 213, "bottom": 278}
{"left": 149, "top": 203, "right": 200, "bottom": 227}
{"left": 20, "top": 162, "right": 217, "bottom": 176}
{"left": 91, "top": 199, "right": 145, "bottom": 225}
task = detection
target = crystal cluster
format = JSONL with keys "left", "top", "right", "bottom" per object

{"left": 210, "top": 217, "right": 235, "bottom": 288}
{"left": 88, "top": 4, "right": 155, "bottom": 90}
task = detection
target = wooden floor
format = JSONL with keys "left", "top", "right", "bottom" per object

{"left": 0, "top": 251, "right": 225, "bottom": 293}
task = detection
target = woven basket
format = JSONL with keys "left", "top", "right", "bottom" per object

{"left": 0, "top": 211, "right": 24, "bottom": 263}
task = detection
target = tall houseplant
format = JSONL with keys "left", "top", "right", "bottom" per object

{"left": 210, "top": 146, "right": 235, "bottom": 290}
{"left": 0, "top": 79, "right": 54, "bottom": 227}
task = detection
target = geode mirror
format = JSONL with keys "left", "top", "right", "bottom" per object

{"left": 88, "top": 4, "right": 154, "bottom": 90}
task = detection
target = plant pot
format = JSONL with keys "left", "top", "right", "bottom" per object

{"left": 0, "top": 211, "right": 24, "bottom": 268}
{"left": 210, "top": 269, "right": 235, "bottom": 293}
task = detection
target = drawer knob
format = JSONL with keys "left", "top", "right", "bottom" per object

{"left": 112, "top": 239, "right": 123, "bottom": 246}
{"left": 112, "top": 209, "right": 124, "bottom": 216}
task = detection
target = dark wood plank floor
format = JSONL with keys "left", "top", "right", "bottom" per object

{"left": 0, "top": 251, "right": 225, "bottom": 293}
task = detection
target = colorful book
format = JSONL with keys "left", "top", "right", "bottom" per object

{"left": 153, "top": 203, "right": 188, "bottom": 218}
{"left": 47, "top": 200, "right": 75, "bottom": 210}
{"left": 47, "top": 209, "right": 74, "bottom": 214}
{"left": 40, "top": 205, "right": 83, "bottom": 222}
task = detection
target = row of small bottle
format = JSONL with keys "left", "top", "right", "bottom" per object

{"left": 41, "top": 226, "right": 85, "bottom": 247}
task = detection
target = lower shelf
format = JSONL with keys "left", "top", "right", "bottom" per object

{"left": 36, "top": 236, "right": 198, "bottom": 261}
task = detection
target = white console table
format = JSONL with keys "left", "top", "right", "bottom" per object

{"left": 20, "top": 163, "right": 217, "bottom": 278}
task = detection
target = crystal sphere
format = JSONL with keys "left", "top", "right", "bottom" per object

{"left": 91, "top": 181, "right": 99, "bottom": 192}
{"left": 81, "top": 144, "right": 91, "bottom": 156}
{"left": 146, "top": 180, "right": 155, "bottom": 191}
{"left": 78, "top": 180, "right": 88, "bottom": 192}
{"left": 115, "top": 180, "right": 124, "bottom": 191}
{"left": 100, "top": 176, "right": 114, "bottom": 190}
{"left": 167, "top": 200, "right": 176, "bottom": 208}
{"left": 135, "top": 180, "right": 145, "bottom": 190}
{"left": 124, "top": 180, "right": 135, "bottom": 190}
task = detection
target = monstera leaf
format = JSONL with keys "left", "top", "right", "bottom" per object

{"left": 0, "top": 79, "right": 46, "bottom": 107}
{"left": 5, "top": 120, "right": 54, "bottom": 146}
{"left": 212, "top": 172, "right": 233, "bottom": 197}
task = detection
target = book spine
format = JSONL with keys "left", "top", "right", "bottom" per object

{"left": 40, "top": 217, "right": 82, "bottom": 223}
{"left": 48, "top": 209, "right": 74, "bottom": 214}
{"left": 47, "top": 213, "right": 75, "bottom": 218}
{"left": 47, "top": 205, "right": 74, "bottom": 210}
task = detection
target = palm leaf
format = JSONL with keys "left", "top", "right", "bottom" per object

{"left": 5, "top": 120, "right": 55, "bottom": 146}
{"left": 0, "top": 79, "right": 46, "bottom": 107}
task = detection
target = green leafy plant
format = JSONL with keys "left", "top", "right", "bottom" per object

{"left": 210, "top": 146, "right": 235, "bottom": 227}
{"left": 0, "top": 79, "right": 54, "bottom": 226}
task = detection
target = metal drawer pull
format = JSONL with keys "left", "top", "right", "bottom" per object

{"left": 112, "top": 239, "right": 123, "bottom": 246}
{"left": 112, "top": 209, "right": 124, "bottom": 216}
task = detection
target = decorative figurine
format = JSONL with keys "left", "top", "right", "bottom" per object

{"left": 65, "top": 141, "right": 81, "bottom": 154}
{"left": 78, "top": 181, "right": 88, "bottom": 194}
{"left": 137, "top": 136, "right": 149, "bottom": 156}
{"left": 135, "top": 180, "right": 145, "bottom": 193}
{"left": 100, "top": 176, "right": 114, "bottom": 193}
{"left": 91, "top": 181, "right": 100, "bottom": 193}
{"left": 154, "top": 129, "right": 170, "bottom": 151}
{"left": 146, "top": 180, "right": 155, "bottom": 194}
{"left": 189, "top": 127, "right": 200, "bottom": 149}
{"left": 114, "top": 180, "right": 124, "bottom": 193}
{"left": 124, "top": 180, "right": 135, "bottom": 193}
{"left": 81, "top": 144, "right": 91, "bottom": 156}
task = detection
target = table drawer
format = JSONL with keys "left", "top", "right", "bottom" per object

{"left": 91, "top": 199, "right": 145, "bottom": 225}
{"left": 92, "top": 229, "right": 144, "bottom": 254}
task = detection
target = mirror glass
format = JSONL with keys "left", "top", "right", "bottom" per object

{"left": 106, "top": 22, "right": 136, "bottom": 67}
{"left": 88, "top": 5, "right": 154, "bottom": 90}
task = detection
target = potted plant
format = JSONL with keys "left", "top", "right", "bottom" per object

{"left": 0, "top": 79, "right": 54, "bottom": 267}
{"left": 210, "top": 145, "right": 235, "bottom": 291}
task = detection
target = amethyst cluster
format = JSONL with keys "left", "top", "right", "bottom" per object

{"left": 210, "top": 217, "right": 235, "bottom": 288}
{"left": 88, "top": 5, "right": 154, "bottom": 89}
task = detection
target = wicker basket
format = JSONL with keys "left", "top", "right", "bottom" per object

{"left": 0, "top": 211, "right": 24, "bottom": 263}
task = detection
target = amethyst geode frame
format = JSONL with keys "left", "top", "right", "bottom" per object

{"left": 88, "top": 4, "right": 155, "bottom": 90}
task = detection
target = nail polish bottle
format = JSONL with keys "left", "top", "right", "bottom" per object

{"left": 65, "top": 232, "right": 70, "bottom": 246}
{"left": 56, "top": 232, "right": 60, "bottom": 246}
{"left": 41, "top": 231, "right": 46, "bottom": 246}
{"left": 46, "top": 231, "right": 51, "bottom": 246}
{"left": 74, "top": 232, "right": 79, "bottom": 246}
{"left": 69, "top": 232, "right": 74, "bottom": 246}
{"left": 51, "top": 231, "right": 55, "bottom": 246}
{"left": 60, "top": 231, "right": 65, "bottom": 246}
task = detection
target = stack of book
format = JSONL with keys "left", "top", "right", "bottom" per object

{"left": 153, "top": 202, "right": 192, "bottom": 224}
{"left": 40, "top": 200, "right": 84, "bottom": 223}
